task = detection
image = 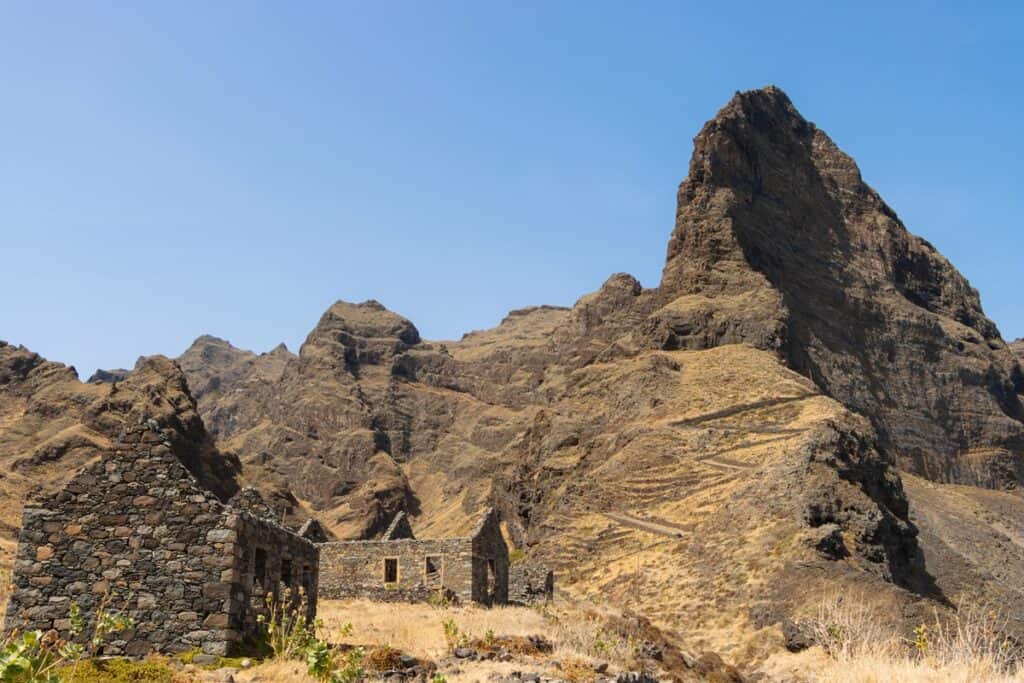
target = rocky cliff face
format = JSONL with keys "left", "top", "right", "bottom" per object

{"left": 651, "top": 87, "right": 1024, "bottom": 487}
{"left": 175, "top": 335, "right": 293, "bottom": 439}
{"left": 1013, "top": 339, "right": 1024, "bottom": 362}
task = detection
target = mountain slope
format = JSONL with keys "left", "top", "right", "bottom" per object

{"left": 161, "top": 87, "right": 1024, "bottom": 660}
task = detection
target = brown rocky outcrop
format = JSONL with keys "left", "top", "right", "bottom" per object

{"left": 651, "top": 87, "right": 1024, "bottom": 487}
{"left": 86, "top": 368, "right": 130, "bottom": 383}
{"left": 176, "top": 335, "right": 293, "bottom": 439}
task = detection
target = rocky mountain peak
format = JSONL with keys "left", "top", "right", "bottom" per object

{"left": 267, "top": 342, "right": 291, "bottom": 356}
{"left": 299, "top": 299, "right": 421, "bottom": 371}
{"left": 654, "top": 85, "right": 1023, "bottom": 484}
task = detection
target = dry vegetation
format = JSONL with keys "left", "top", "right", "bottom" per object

{"left": 0, "top": 568, "right": 11, "bottom": 619}
{"left": 233, "top": 596, "right": 645, "bottom": 683}
{"left": 759, "top": 593, "right": 1024, "bottom": 683}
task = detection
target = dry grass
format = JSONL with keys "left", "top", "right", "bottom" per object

{"left": 315, "top": 598, "right": 549, "bottom": 658}
{"left": 801, "top": 593, "right": 1024, "bottom": 683}
{"left": 234, "top": 597, "right": 641, "bottom": 683}
{"left": 0, "top": 568, "right": 12, "bottom": 619}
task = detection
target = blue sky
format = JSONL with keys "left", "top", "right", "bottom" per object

{"left": 1, "top": 1, "right": 1021, "bottom": 377}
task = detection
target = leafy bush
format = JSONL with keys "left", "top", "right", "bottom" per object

{"left": 441, "top": 620, "right": 468, "bottom": 651}
{"left": 0, "top": 593, "right": 134, "bottom": 683}
{"left": 306, "top": 641, "right": 364, "bottom": 683}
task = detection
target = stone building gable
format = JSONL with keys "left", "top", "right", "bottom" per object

{"left": 469, "top": 508, "right": 509, "bottom": 605}
{"left": 381, "top": 511, "right": 415, "bottom": 540}
{"left": 3, "top": 421, "right": 319, "bottom": 657}
{"left": 298, "top": 518, "right": 329, "bottom": 543}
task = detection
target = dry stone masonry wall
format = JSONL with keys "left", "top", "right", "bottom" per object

{"left": 509, "top": 561, "right": 554, "bottom": 604}
{"left": 3, "top": 422, "right": 318, "bottom": 656}
{"left": 319, "top": 538, "right": 471, "bottom": 603}
{"left": 318, "top": 508, "right": 509, "bottom": 605}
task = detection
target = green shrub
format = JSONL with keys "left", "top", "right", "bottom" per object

{"left": 306, "top": 641, "right": 364, "bottom": 683}
{"left": 0, "top": 593, "right": 134, "bottom": 683}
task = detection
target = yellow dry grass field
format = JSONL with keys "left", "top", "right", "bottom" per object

{"left": 235, "top": 596, "right": 641, "bottom": 683}
{"left": 317, "top": 598, "right": 549, "bottom": 658}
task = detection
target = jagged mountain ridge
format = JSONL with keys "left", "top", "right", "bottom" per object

{"left": 7, "top": 87, "right": 1024, "bottom": 661}
{"left": 159, "top": 88, "right": 1024, "bottom": 653}
{"left": 652, "top": 87, "right": 1024, "bottom": 486}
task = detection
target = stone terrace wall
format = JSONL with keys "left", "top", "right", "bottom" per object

{"left": 3, "top": 425, "right": 237, "bottom": 656}
{"left": 509, "top": 562, "right": 554, "bottom": 604}
{"left": 318, "top": 538, "right": 471, "bottom": 603}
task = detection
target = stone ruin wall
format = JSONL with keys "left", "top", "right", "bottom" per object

{"left": 509, "top": 562, "right": 554, "bottom": 604}
{"left": 317, "top": 508, "right": 510, "bottom": 606}
{"left": 3, "top": 423, "right": 319, "bottom": 656}
{"left": 470, "top": 512, "right": 509, "bottom": 605}
{"left": 233, "top": 512, "right": 319, "bottom": 639}
{"left": 318, "top": 538, "right": 472, "bottom": 603}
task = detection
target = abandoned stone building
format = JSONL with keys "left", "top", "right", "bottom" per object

{"left": 318, "top": 509, "right": 509, "bottom": 604}
{"left": 3, "top": 421, "right": 319, "bottom": 657}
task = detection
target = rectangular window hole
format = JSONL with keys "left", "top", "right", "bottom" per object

{"left": 384, "top": 557, "right": 398, "bottom": 584}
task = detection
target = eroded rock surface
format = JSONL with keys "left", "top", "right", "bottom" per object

{"left": 652, "top": 87, "right": 1024, "bottom": 487}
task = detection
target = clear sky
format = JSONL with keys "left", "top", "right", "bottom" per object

{"left": 2, "top": 2, "right": 1021, "bottom": 378}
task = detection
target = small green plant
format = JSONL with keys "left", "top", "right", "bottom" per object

{"left": 306, "top": 640, "right": 364, "bottom": 683}
{"left": 430, "top": 675, "right": 448, "bottom": 683}
{"left": 591, "top": 630, "right": 618, "bottom": 656}
{"left": 508, "top": 549, "right": 526, "bottom": 565}
{"left": 428, "top": 590, "right": 453, "bottom": 609}
{"left": 0, "top": 594, "right": 134, "bottom": 683}
{"left": 483, "top": 629, "right": 497, "bottom": 650}
{"left": 88, "top": 596, "right": 134, "bottom": 658}
{"left": 0, "top": 629, "right": 64, "bottom": 682}
{"left": 442, "top": 619, "right": 460, "bottom": 649}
